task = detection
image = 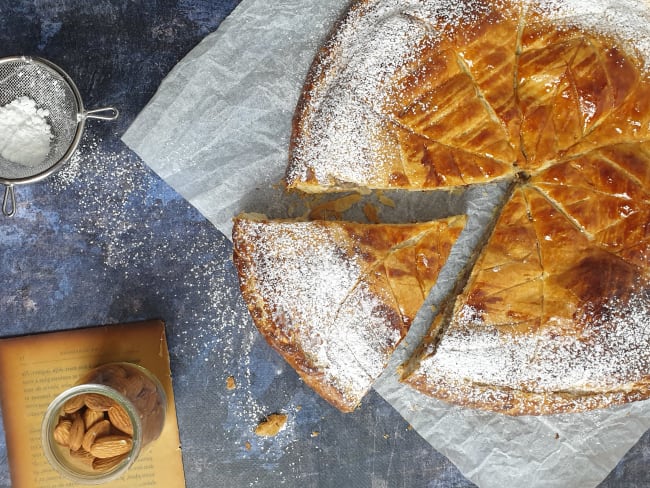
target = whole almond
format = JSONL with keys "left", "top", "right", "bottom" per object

{"left": 84, "top": 393, "right": 115, "bottom": 412}
{"left": 83, "top": 407, "right": 105, "bottom": 429}
{"left": 92, "top": 453, "right": 128, "bottom": 472}
{"left": 69, "top": 448, "right": 95, "bottom": 466}
{"left": 89, "top": 435, "right": 133, "bottom": 458}
{"left": 62, "top": 395, "right": 86, "bottom": 414}
{"left": 68, "top": 414, "right": 86, "bottom": 451}
{"left": 105, "top": 375, "right": 130, "bottom": 396}
{"left": 53, "top": 419, "right": 72, "bottom": 446}
{"left": 135, "top": 386, "right": 157, "bottom": 413}
{"left": 124, "top": 374, "right": 144, "bottom": 398}
{"left": 100, "top": 364, "right": 128, "bottom": 380}
{"left": 82, "top": 419, "right": 111, "bottom": 452}
{"left": 108, "top": 404, "right": 133, "bottom": 436}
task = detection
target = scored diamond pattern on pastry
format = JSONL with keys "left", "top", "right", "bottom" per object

{"left": 232, "top": 215, "right": 466, "bottom": 412}
{"left": 281, "top": 0, "right": 650, "bottom": 414}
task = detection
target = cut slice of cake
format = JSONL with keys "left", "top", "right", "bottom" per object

{"left": 232, "top": 213, "right": 466, "bottom": 412}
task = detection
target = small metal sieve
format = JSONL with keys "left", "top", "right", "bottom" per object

{"left": 0, "top": 56, "right": 118, "bottom": 216}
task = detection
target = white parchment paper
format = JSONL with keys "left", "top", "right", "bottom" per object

{"left": 122, "top": 1, "right": 650, "bottom": 486}
{"left": 123, "top": 0, "right": 351, "bottom": 239}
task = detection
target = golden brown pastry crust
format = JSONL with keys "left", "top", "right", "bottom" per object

{"left": 286, "top": 0, "right": 650, "bottom": 415}
{"left": 232, "top": 214, "right": 466, "bottom": 412}
{"left": 397, "top": 2, "right": 650, "bottom": 414}
{"left": 286, "top": 0, "right": 523, "bottom": 192}
{"left": 402, "top": 185, "right": 650, "bottom": 415}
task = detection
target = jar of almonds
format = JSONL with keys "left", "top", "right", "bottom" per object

{"left": 41, "top": 362, "right": 166, "bottom": 483}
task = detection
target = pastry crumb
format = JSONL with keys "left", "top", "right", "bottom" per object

{"left": 363, "top": 203, "right": 379, "bottom": 223}
{"left": 307, "top": 193, "right": 362, "bottom": 220}
{"left": 376, "top": 192, "right": 395, "bottom": 208}
{"left": 310, "top": 431, "right": 319, "bottom": 438}
{"left": 254, "top": 413, "right": 288, "bottom": 437}
{"left": 226, "top": 376, "right": 236, "bottom": 390}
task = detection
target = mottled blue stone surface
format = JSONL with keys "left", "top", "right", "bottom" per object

{"left": 0, "top": 1, "right": 648, "bottom": 487}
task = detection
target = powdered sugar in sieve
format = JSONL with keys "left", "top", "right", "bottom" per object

{"left": 0, "top": 56, "right": 118, "bottom": 216}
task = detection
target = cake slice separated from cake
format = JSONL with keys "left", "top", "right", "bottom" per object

{"left": 232, "top": 213, "right": 466, "bottom": 412}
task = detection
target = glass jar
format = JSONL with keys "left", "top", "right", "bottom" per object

{"left": 41, "top": 362, "right": 166, "bottom": 484}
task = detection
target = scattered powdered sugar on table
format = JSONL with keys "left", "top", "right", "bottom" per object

{"left": 0, "top": 96, "right": 53, "bottom": 167}
{"left": 48, "top": 135, "right": 149, "bottom": 270}
{"left": 48, "top": 132, "right": 294, "bottom": 463}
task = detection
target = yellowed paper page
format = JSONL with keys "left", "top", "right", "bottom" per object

{"left": 0, "top": 320, "right": 185, "bottom": 488}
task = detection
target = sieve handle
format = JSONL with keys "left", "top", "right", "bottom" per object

{"left": 83, "top": 107, "right": 119, "bottom": 121}
{"left": 2, "top": 185, "right": 16, "bottom": 217}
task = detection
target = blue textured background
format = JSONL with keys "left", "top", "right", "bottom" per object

{"left": 0, "top": 1, "right": 648, "bottom": 487}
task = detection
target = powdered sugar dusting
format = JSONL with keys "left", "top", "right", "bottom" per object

{"left": 0, "top": 96, "right": 52, "bottom": 168}
{"left": 283, "top": 0, "right": 650, "bottom": 414}
{"left": 236, "top": 218, "right": 404, "bottom": 409}
{"left": 287, "top": 0, "right": 650, "bottom": 191}
{"left": 415, "top": 288, "right": 650, "bottom": 412}
{"left": 287, "top": 0, "right": 511, "bottom": 189}
{"left": 289, "top": 4, "right": 432, "bottom": 188}
{"left": 532, "top": 0, "right": 650, "bottom": 68}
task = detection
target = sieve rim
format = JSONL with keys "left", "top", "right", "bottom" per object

{"left": 0, "top": 55, "right": 87, "bottom": 186}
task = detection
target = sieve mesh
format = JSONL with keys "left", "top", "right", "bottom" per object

{"left": 0, "top": 58, "right": 80, "bottom": 180}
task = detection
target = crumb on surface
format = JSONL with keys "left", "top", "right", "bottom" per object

{"left": 254, "top": 413, "right": 288, "bottom": 437}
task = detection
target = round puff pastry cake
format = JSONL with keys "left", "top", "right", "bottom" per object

{"left": 285, "top": 0, "right": 650, "bottom": 414}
